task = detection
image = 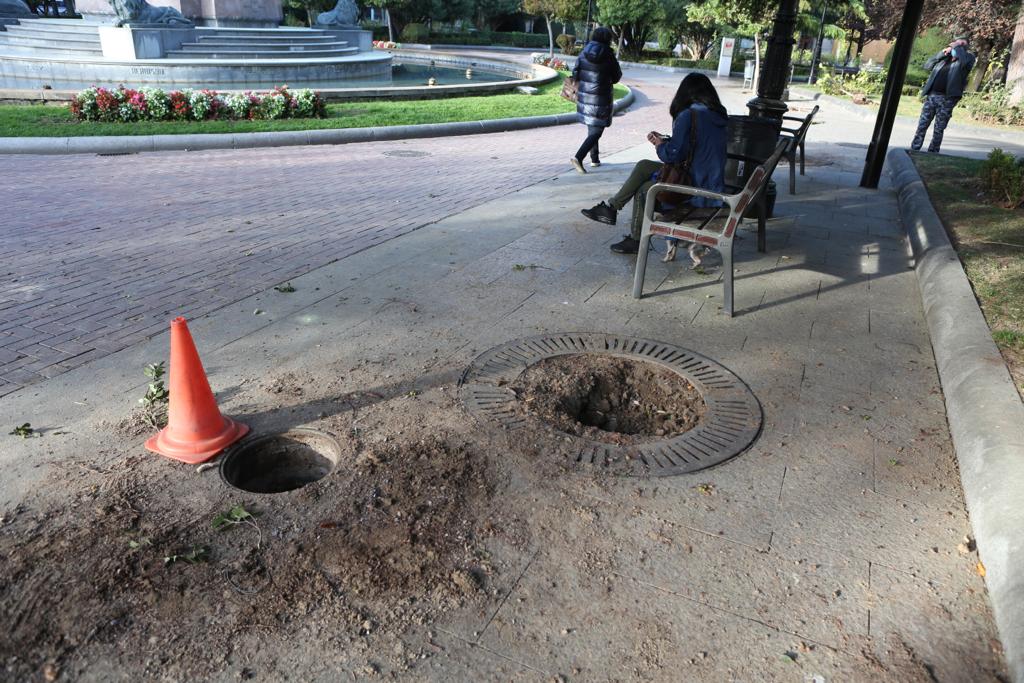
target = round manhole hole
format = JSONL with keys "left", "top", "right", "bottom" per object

{"left": 220, "top": 428, "right": 341, "bottom": 494}
{"left": 459, "top": 334, "right": 762, "bottom": 476}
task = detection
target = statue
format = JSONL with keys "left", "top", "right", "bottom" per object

{"left": 315, "top": 0, "right": 357, "bottom": 27}
{"left": 0, "top": 0, "right": 32, "bottom": 17}
{"left": 107, "top": 0, "right": 193, "bottom": 26}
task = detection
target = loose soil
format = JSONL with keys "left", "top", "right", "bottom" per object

{"left": 512, "top": 354, "right": 706, "bottom": 445}
{"left": 0, "top": 426, "right": 515, "bottom": 681}
{"left": 0, "top": 352, "right": 1004, "bottom": 681}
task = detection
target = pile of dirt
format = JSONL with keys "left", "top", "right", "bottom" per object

{"left": 512, "top": 355, "right": 705, "bottom": 445}
{"left": 0, "top": 435, "right": 512, "bottom": 681}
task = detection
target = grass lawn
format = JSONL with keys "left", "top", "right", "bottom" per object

{"left": 0, "top": 81, "right": 628, "bottom": 137}
{"left": 794, "top": 85, "right": 1024, "bottom": 132}
{"left": 913, "top": 152, "right": 1024, "bottom": 392}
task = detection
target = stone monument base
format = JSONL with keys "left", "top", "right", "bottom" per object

{"left": 98, "top": 25, "right": 196, "bottom": 59}
{"left": 315, "top": 27, "right": 371, "bottom": 52}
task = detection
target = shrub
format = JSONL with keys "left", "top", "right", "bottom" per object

{"left": 400, "top": 22, "right": 429, "bottom": 43}
{"left": 555, "top": 33, "right": 575, "bottom": 55}
{"left": 961, "top": 86, "right": 1024, "bottom": 127}
{"left": 426, "top": 30, "right": 549, "bottom": 48}
{"left": 885, "top": 27, "right": 950, "bottom": 88}
{"left": 817, "top": 69, "right": 887, "bottom": 97}
{"left": 69, "top": 85, "right": 326, "bottom": 123}
{"left": 978, "top": 148, "right": 1024, "bottom": 208}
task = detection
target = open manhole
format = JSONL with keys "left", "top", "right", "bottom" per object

{"left": 459, "top": 334, "right": 762, "bottom": 476}
{"left": 220, "top": 428, "right": 341, "bottom": 493}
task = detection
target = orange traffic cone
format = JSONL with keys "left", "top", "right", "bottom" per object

{"left": 145, "top": 317, "right": 249, "bottom": 464}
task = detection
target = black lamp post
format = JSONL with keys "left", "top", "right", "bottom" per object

{"left": 584, "top": 0, "right": 593, "bottom": 42}
{"left": 808, "top": 2, "right": 828, "bottom": 85}
{"left": 747, "top": 0, "right": 799, "bottom": 120}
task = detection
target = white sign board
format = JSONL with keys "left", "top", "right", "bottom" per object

{"left": 717, "top": 37, "right": 735, "bottom": 78}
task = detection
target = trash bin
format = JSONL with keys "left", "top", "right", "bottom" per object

{"left": 726, "top": 115, "right": 781, "bottom": 218}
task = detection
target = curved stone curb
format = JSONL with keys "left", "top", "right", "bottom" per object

{"left": 889, "top": 148, "right": 1024, "bottom": 683}
{"left": 0, "top": 87, "right": 633, "bottom": 155}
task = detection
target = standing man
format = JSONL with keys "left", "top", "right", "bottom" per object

{"left": 911, "top": 37, "right": 975, "bottom": 154}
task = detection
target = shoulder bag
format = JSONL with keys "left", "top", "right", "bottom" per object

{"left": 560, "top": 76, "right": 579, "bottom": 102}
{"left": 655, "top": 109, "right": 699, "bottom": 205}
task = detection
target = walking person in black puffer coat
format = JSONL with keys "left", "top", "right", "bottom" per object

{"left": 911, "top": 36, "right": 975, "bottom": 154}
{"left": 570, "top": 27, "right": 621, "bottom": 174}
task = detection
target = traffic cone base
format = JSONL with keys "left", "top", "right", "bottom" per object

{"left": 144, "top": 316, "right": 249, "bottom": 465}
{"left": 145, "top": 417, "right": 249, "bottom": 465}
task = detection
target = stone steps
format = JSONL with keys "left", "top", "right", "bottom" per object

{"left": 0, "top": 43, "right": 102, "bottom": 57}
{"left": 179, "top": 40, "right": 352, "bottom": 51}
{"left": 0, "top": 34, "right": 100, "bottom": 49}
{"left": 168, "top": 46, "right": 359, "bottom": 59}
{"left": 11, "top": 18, "right": 103, "bottom": 35}
{"left": 196, "top": 27, "right": 333, "bottom": 39}
{"left": 194, "top": 35, "right": 340, "bottom": 44}
{"left": 2, "top": 24, "right": 101, "bottom": 40}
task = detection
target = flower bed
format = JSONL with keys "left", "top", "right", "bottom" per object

{"left": 531, "top": 54, "right": 567, "bottom": 71}
{"left": 69, "top": 85, "right": 326, "bottom": 123}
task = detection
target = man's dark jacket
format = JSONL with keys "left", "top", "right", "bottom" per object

{"left": 920, "top": 45, "right": 976, "bottom": 98}
{"left": 572, "top": 40, "right": 622, "bottom": 127}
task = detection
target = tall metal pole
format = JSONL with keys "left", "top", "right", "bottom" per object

{"left": 584, "top": 0, "right": 593, "bottom": 42}
{"left": 859, "top": 0, "right": 925, "bottom": 188}
{"left": 747, "top": 0, "right": 800, "bottom": 120}
{"left": 808, "top": 2, "right": 828, "bottom": 85}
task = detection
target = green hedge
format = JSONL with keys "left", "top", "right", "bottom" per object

{"left": 640, "top": 56, "right": 720, "bottom": 71}
{"left": 427, "top": 31, "right": 551, "bottom": 48}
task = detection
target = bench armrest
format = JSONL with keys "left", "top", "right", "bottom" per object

{"left": 782, "top": 115, "right": 804, "bottom": 123}
{"left": 642, "top": 183, "right": 731, "bottom": 221}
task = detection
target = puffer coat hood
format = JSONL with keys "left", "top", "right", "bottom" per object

{"left": 572, "top": 39, "right": 622, "bottom": 128}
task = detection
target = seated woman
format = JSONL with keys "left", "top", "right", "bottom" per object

{"left": 581, "top": 73, "right": 728, "bottom": 257}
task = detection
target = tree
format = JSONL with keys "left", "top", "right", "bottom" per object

{"left": 658, "top": 0, "right": 717, "bottom": 59}
{"left": 596, "top": 0, "right": 664, "bottom": 60}
{"left": 522, "top": 0, "right": 585, "bottom": 57}
{"left": 364, "top": 0, "right": 474, "bottom": 36}
{"left": 473, "top": 0, "right": 521, "bottom": 30}
{"left": 687, "top": 0, "right": 774, "bottom": 92}
{"left": 1010, "top": 5, "right": 1024, "bottom": 103}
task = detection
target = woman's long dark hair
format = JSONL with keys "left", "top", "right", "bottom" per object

{"left": 669, "top": 73, "right": 727, "bottom": 119}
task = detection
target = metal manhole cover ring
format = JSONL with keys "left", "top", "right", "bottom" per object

{"left": 458, "top": 334, "right": 762, "bottom": 476}
{"left": 383, "top": 150, "right": 431, "bottom": 158}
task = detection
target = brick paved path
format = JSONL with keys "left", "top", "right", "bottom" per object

{"left": 0, "top": 78, "right": 674, "bottom": 397}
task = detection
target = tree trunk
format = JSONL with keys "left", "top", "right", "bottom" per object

{"left": 1008, "top": 5, "right": 1024, "bottom": 104}
{"left": 968, "top": 45, "right": 990, "bottom": 92}
{"left": 546, "top": 13, "right": 554, "bottom": 58}
{"left": 386, "top": 9, "right": 393, "bottom": 42}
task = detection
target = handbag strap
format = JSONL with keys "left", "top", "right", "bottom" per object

{"left": 682, "top": 106, "right": 698, "bottom": 171}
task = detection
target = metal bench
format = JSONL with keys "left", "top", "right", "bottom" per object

{"left": 780, "top": 104, "right": 819, "bottom": 194}
{"left": 632, "top": 140, "right": 788, "bottom": 317}
{"left": 724, "top": 139, "right": 789, "bottom": 253}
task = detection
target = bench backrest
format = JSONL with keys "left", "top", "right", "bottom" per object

{"left": 782, "top": 104, "right": 819, "bottom": 145}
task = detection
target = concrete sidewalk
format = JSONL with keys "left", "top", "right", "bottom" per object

{"left": 0, "top": 139, "right": 1005, "bottom": 680}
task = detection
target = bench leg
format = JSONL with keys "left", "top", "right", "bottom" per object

{"left": 722, "top": 241, "right": 734, "bottom": 317}
{"left": 757, "top": 196, "right": 767, "bottom": 253}
{"left": 799, "top": 141, "right": 806, "bottom": 176}
{"left": 632, "top": 232, "right": 652, "bottom": 299}
{"left": 789, "top": 151, "right": 796, "bottom": 195}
